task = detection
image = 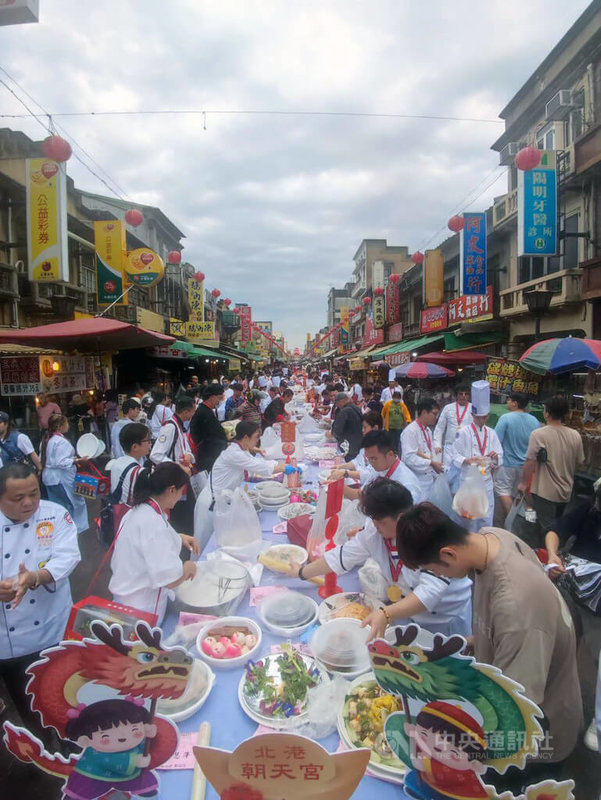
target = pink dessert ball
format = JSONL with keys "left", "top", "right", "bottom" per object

{"left": 231, "top": 631, "right": 247, "bottom": 646}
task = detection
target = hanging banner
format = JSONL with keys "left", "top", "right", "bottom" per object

{"left": 187, "top": 321, "right": 216, "bottom": 341}
{"left": 420, "top": 304, "right": 448, "bottom": 333}
{"left": 518, "top": 150, "right": 558, "bottom": 257}
{"left": 239, "top": 305, "right": 252, "bottom": 343}
{"left": 424, "top": 249, "right": 444, "bottom": 307}
{"left": 340, "top": 306, "right": 349, "bottom": 349}
{"left": 125, "top": 248, "right": 164, "bottom": 287}
{"left": 448, "top": 285, "right": 493, "bottom": 324}
{"left": 385, "top": 282, "right": 400, "bottom": 324}
{"left": 26, "top": 158, "right": 69, "bottom": 283}
{"left": 362, "top": 314, "right": 385, "bottom": 347}
{"left": 188, "top": 277, "right": 204, "bottom": 322}
{"left": 94, "top": 221, "right": 128, "bottom": 305}
{"left": 373, "top": 292, "right": 385, "bottom": 329}
{"left": 461, "top": 212, "right": 487, "bottom": 295}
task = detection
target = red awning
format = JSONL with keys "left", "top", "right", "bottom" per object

{"left": 0, "top": 318, "right": 174, "bottom": 353}
{"left": 415, "top": 350, "right": 487, "bottom": 366}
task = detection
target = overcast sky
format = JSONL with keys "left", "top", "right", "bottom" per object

{"left": 0, "top": 0, "right": 592, "bottom": 348}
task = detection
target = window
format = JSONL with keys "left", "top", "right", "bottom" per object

{"left": 565, "top": 108, "right": 583, "bottom": 146}
{"left": 536, "top": 122, "right": 555, "bottom": 151}
{"left": 564, "top": 212, "right": 580, "bottom": 268}
{"left": 80, "top": 259, "right": 96, "bottom": 294}
{"left": 444, "top": 276, "right": 456, "bottom": 301}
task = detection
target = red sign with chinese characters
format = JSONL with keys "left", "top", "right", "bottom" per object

{"left": 387, "top": 322, "right": 404, "bottom": 343}
{"left": 238, "top": 305, "right": 252, "bottom": 343}
{"left": 420, "top": 304, "right": 448, "bottom": 333}
{"left": 448, "top": 285, "right": 493, "bottom": 325}
{"left": 385, "top": 282, "right": 400, "bottom": 324}
{"left": 0, "top": 356, "right": 42, "bottom": 396}
{"left": 362, "top": 314, "right": 385, "bottom": 347}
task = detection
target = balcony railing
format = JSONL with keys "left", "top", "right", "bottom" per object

{"left": 499, "top": 269, "right": 581, "bottom": 316}
{"left": 492, "top": 189, "right": 518, "bottom": 228}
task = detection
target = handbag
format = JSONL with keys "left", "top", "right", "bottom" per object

{"left": 559, "top": 556, "right": 601, "bottom": 616}
{"left": 97, "top": 462, "right": 139, "bottom": 545}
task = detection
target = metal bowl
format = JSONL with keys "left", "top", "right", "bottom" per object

{"left": 172, "top": 560, "right": 250, "bottom": 616}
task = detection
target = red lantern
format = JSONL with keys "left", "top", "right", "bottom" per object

{"left": 389, "top": 273, "right": 401, "bottom": 283}
{"left": 124, "top": 208, "right": 144, "bottom": 227}
{"left": 223, "top": 298, "right": 232, "bottom": 306}
{"left": 374, "top": 287, "right": 384, "bottom": 296}
{"left": 233, "top": 307, "right": 240, "bottom": 314}
{"left": 448, "top": 215, "right": 465, "bottom": 233}
{"left": 515, "top": 146, "right": 542, "bottom": 171}
{"left": 211, "top": 288, "right": 221, "bottom": 298}
{"left": 354, "top": 305, "right": 361, "bottom": 313}
{"left": 167, "top": 250, "right": 182, "bottom": 265}
{"left": 41, "top": 135, "right": 72, "bottom": 162}
{"left": 411, "top": 251, "right": 424, "bottom": 265}
{"left": 194, "top": 271, "right": 205, "bottom": 282}
{"left": 363, "top": 296, "right": 371, "bottom": 305}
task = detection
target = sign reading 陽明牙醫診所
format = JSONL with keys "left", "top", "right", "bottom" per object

{"left": 518, "top": 150, "right": 558, "bottom": 257}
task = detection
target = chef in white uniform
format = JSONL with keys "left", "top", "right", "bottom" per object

{"left": 433, "top": 385, "right": 473, "bottom": 468}
{"left": 291, "top": 478, "right": 471, "bottom": 638}
{"left": 0, "top": 463, "right": 80, "bottom": 731}
{"left": 41, "top": 414, "right": 89, "bottom": 533}
{"left": 194, "top": 420, "right": 284, "bottom": 554}
{"left": 400, "top": 398, "right": 444, "bottom": 501}
{"left": 451, "top": 380, "right": 503, "bottom": 531}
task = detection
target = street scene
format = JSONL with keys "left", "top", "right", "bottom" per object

{"left": 2, "top": 2, "right": 601, "bottom": 799}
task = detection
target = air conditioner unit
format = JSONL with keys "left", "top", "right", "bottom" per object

{"left": 545, "top": 90, "right": 579, "bottom": 121}
{"left": 499, "top": 142, "right": 519, "bottom": 166}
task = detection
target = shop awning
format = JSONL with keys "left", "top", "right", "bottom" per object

{"left": 443, "top": 330, "right": 505, "bottom": 352}
{"left": 371, "top": 334, "right": 444, "bottom": 357}
{"left": 415, "top": 350, "right": 488, "bottom": 365}
{"left": 351, "top": 344, "right": 377, "bottom": 359}
{"left": 0, "top": 318, "right": 175, "bottom": 352}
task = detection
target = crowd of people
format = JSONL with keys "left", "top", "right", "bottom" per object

{"left": 0, "top": 365, "right": 600, "bottom": 796}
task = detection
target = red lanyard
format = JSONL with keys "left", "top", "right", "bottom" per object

{"left": 385, "top": 458, "right": 400, "bottom": 479}
{"left": 385, "top": 538, "right": 403, "bottom": 582}
{"left": 417, "top": 422, "right": 432, "bottom": 453}
{"left": 471, "top": 423, "right": 488, "bottom": 457}
{"left": 456, "top": 403, "right": 469, "bottom": 426}
{"left": 146, "top": 498, "right": 164, "bottom": 517}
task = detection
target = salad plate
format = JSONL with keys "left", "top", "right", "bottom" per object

{"left": 318, "top": 592, "right": 379, "bottom": 624}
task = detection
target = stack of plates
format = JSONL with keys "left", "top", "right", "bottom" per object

{"left": 76, "top": 433, "right": 106, "bottom": 459}
{"left": 310, "top": 618, "right": 371, "bottom": 679}
{"left": 256, "top": 482, "right": 291, "bottom": 509}
{"left": 277, "top": 502, "right": 315, "bottom": 520}
{"left": 259, "top": 590, "right": 318, "bottom": 636}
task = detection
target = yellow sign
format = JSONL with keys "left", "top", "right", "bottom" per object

{"left": 125, "top": 248, "right": 165, "bottom": 287}
{"left": 424, "top": 248, "right": 444, "bottom": 308}
{"left": 170, "top": 318, "right": 187, "bottom": 337}
{"left": 187, "top": 321, "right": 216, "bottom": 341}
{"left": 26, "top": 158, "right": 69, "bottom": 282}
{"left": 136, "top": 308, "right": 166, "bottom": 333}
{"left": 188, "top": 278, "right": 204, "bottom": 322}
{"left": 95, "top": 221, "right": 128, "bottom": 305}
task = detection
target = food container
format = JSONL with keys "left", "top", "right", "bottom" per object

{"left": 310, "top": 618, "right": 371, "bottom": 679}
{"left": 196, "top": 616, "right": 262, "bottom": 669}
{"left": 156, "top": 659, "right": 215, "bottom": 722}
{"left": 258, "top": 590, "right": 318, "bottom": 637}
{"left": 256, "top": 481, "right": 290, "bottom": 498}
{"left": 173, "top": 560, "right": 251, "bottom": 616}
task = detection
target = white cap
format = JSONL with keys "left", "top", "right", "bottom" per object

{"left": 471, "top": 380, "right": 490, "bottom": 416}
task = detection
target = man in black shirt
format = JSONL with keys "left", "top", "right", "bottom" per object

{"left": 189, "top": 384, "right": 227, "bottom": 472}
{"left": 331, "top": 392, "right": 363, "bottom": 461}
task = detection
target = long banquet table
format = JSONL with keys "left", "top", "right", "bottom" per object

{"left": 159, "top": 457, "right": 409, "bottom": 800}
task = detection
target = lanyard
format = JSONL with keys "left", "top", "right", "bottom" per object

{"left": 417, "top": 422, "right": 432, "bottom": 453}
{"left": 385, "top": 458, "right": 400, "bottom": 479}
{"left": 456, "top": 403, "right": 469, "bottom": 427}
{"left": 385, "top": 538, "right": 403, "bottom": 582}
{"left": 146, "top": 498, "right": 165, "bottom": 517}
{"left": 471, "top": 423, "right": 488, "bottom": 457}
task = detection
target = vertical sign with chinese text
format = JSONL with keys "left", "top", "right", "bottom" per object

{"left": 239, "top": 305, "right": 252, "bottom": 343}
{"left": 424, "top": 249, "right": 444, "bottom": 307}
{"left": 188, "top": 277, "right": 204, "bottom": 321}
{"left": 95, "top": 221, "right": 127, "bottom": 305}
{"left": 461, "top": 212, "right": 487, "bottom": 295}
{"left": 339, "top": 306, "right": 349, "bottom": 350}
{"left": 518, "top": 150, "right": 558, "bottom": 257}
{"left": 385, "top": 282, "right": 400, "bottom": 324}
{"left": 26, "top": 158, "right": 69, "bottom": 282}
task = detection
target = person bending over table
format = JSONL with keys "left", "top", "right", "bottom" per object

{"left": 194, "top": 421, "right": 285, "bottom": 554}
{"left": 290, "top": 477, "right": 472, "bottom": 640}
{"left": 327, "top": 411, "right": 382, "bottom": 485}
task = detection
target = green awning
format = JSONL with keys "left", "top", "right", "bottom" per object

{"left": 443, "top": 331, "right": 505, "bottom": 352}
{"left": 370, "top": 333, "right": 444, "bottom": 358}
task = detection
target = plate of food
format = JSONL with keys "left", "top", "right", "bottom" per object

{"left": 156, "top": 659, "right": 215, "bottom": 722}
{"left": 338, "top": 674, "right": 406, "bottom": 777}
{"left": 239, "top": 647, "right": 324, "bottom": 729}
{"left": 259, "top": 544, "right": 308, "bottom": 572}
{"left": 318, "top": 592, "right": 379, "bottom": 624}
{"left": 277, "top": 502, "right": 316, "bottom": 521}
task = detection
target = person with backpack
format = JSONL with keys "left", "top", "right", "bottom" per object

{"left": 0, "top": 411, "right": 41, "bottom": 471}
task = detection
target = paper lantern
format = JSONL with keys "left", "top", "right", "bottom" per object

{"left": 411, "top": 251, "right": 424, "bottom": 265}
{"left": 223, "top": 298, "right": 232, "bottom": 306}
{"left": 354, "top": 305, "right": 362, "bottom": 313}
{"left": 233, "top": 307, "right": 240, "bottom": 314}
{"left": 167, "top": 250, "right": 182, "bottom": 265}
{"left": 515, "top": 146, "right": 542, "bottom": 171}
{"left": 124, "top": 209, "right": 144, "bottom": 227}
{"left": 41, "top": 135, "right": 72, "bottom": 162}
{"left": 211, "top": 288, "right": 221, "bottom": 298}
{"left": 389, "top": 273, "right": 401, "bottom": 283}
{"left": 363, "top": 297, "right": 371, "bottom": 305}
{"left": 448, "top": 215, "right": 465, "bottom": 233}
{"left": 374, "top": 287, "right": 384, "bottom": 296}
{"left": 194, "top": 271, "right": 205, "bottom": 282}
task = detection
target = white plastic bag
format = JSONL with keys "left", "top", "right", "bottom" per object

{"left": 290, "top": 675, "right": 349, "bottom": 738}
{"left": 261, "top": 427, "right": 280, "bottom": 450}
{"left": 214, "top": 488, "right": 262, "bottom": 551}
{"left": 334, "top": 499, "right": 366, "bottom": 546}
{"left": 306, "top": 489, "right": 328, "bottom": 560}
{"left": 452, "top": 464, "right": 490, "bottom": 520}
{"left": 430, "top": 473, "right": 454, "bottom": 517}
{"left": 358, "top": 558, "right": 389, "bottom": 603}
{"left": 298, "top": 413, "right": 319, "bottom": 434}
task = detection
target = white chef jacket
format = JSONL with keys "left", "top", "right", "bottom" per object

{"left": 433, "top": 402, "right": 473, "bottom": 465}
{"left": 260, "top": 396, "right": 272, "bottom": 414}
{"left": 150, "top": 417, "right": 192, "bottom": 466}
{"left": 149, "top": 404, "right": 174, "bottom": 439}
{"left": 109, "top": 501, "right": 183, "bottom": 624}
{"left": 351, "top": 384, "right": 363, "bottom": 402}
{"left": 0, "top": 500, "right": 80, "bottom": 659}
{"left": 361, "top": 459, "right": 421, "bottom": 505}
{"left": 324, "top": 518, "right": 471, "bottom": 635}
{"left": 381, "top": 386, "right": 403, "bottom": 404}
{"left": 111, "top": 418, "right": 134, "bottom": 458}
{"left": 108, "top": 456, "right": 143, "bottom": 505}
{"left": 41, "top": 433, "right": 88, "bottom": 533}
{"left": 400, "top": 421, "right": 438, "bottom": 501}
{"left": 271, "top": 376, "right": 281, "bottom": 388}
{"left": 451, "top": 423, "right": 504, "bottom": 480}
{"left": 0, "top": 433, "right": 35, "bottom": 468}
{"left": 217, "top": 388, "right": 234, "bottom": 422}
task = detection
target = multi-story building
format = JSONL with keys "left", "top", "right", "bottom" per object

{"left": 327, "top": 282, "right": 354, "bottom": 328}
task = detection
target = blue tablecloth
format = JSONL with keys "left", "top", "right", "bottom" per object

{"left": 158, "top": 461, "right": 409, "bottom": 800}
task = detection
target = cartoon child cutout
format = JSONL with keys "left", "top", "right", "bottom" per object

{"left": 63, "top": 698, "right": 159, "bottom": 799}
{"left": 403, "top": 701, "right": 489, "bottom": 800}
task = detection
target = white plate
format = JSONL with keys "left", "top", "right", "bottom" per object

{"left": 277, "top": 502, "right": 316, "bottom": 520}
{"left": 76, "top": 433, "right": 100, "bottom": 458}
{"left": 318, "top": 592, "right": 379, "bottom": 624}
{"left": 155, "top": 659, "right": 215, "bottom": 722}
{"left": 93, "top": 439, "right": 106, "bottom": 458}
{"left": 262, "top": 543, "right": 308, "bottom": 567}
{"left": 256, "top": 481, "right": 288, "bottom": 496}
{"left": 258, "top": 497, "right": 290, "bottom": 510}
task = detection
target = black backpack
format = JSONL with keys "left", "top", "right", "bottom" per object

{"left": 98, "top": 462, "right": 140, "bottom": 546}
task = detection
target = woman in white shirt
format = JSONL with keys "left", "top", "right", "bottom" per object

{"left": 41, "top": 414, "right": 89, "bottom": 533}
{"left": 194, "top": 421, "right": 285, "bottom": 554}
{"left": 109, "top": 462, "right": 199, "bottom": 623}
{"left": 149, "top": 391, "right": 174, "bottom": 441}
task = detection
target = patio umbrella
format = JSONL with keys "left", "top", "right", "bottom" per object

{"left": 519, "top": 337, "right": 601, "bottom": 375}
{"left": 394, "top": 361, "right": 455, "bottom": 379}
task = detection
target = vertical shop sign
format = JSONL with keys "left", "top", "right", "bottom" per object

{"left": 424, "top": 249, "right": 444, "bottom": 307}
{"left": 26, "top": 158, "right": 69, "bottom": 282}
{"left": 95, "top": 221, "right": 128, "bottom": 305}
{"left": 461, "top": 212, "right": 487, "bottom": 295}
{"left": 518, "top": 150, "right": 558, "bottom": 257}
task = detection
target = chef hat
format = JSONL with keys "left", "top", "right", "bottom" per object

{"left": 471, "top": 380, "right": 491, "bottom": 416}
